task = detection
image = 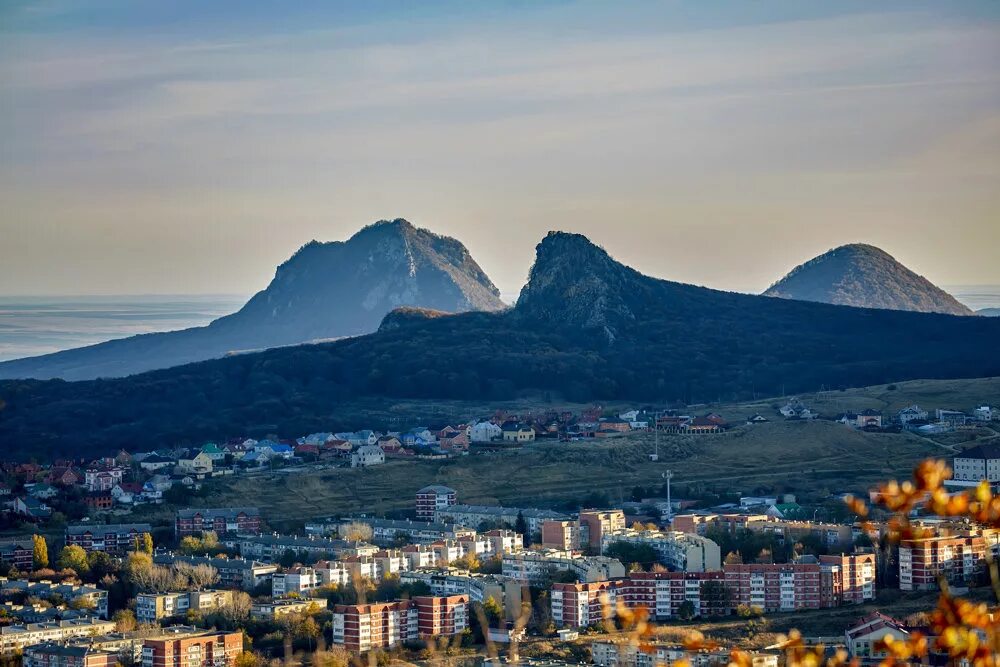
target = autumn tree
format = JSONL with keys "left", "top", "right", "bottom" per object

{"left": 113, "top": 609, "right": 137, "bottom": 633}
{"left": 32, "top": 535, "right": 48, "bottom": 570}
{"left": 339, "top": 522, "right": 372, "bottom": 544}
{"left": 57, "top": 545, "right": 90, "bottom": 575}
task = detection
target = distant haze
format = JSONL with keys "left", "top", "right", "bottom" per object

{"left": 1, "top": 1, "right": 999, "bottom": 297}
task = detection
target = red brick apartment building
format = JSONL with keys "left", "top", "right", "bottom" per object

{"left": 899, "top": 530, "right": 999, "bottom": 591}
{"left": 551, "top": 581, "right": 617, "bottom": 628}
{"left": 175, "top": 508, "right": 261, "bottom": 537}
{"left": 331, "top": 595, "right": 469, "bottom": 652}
{"left": 141, "top": 631, "right": 243, "bottom": 667}
{"left": 619, "top": 571, "right": 728, "bottom": 621}
{"left": 819, "top": 553, "right": 876, "bottom": 604}
{"left": 65, "top": 523, "right": 152, "bottom": 555}
{"left": 415, "top": 486, "right": 456, "bottom": 520}
{"left": 723, "top": 562, "right": 822, "bottom": 613}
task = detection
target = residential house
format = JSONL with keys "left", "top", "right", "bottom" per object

{"left": 470, "top": 421, "right": 502, "bottom": 443}
{"left": 139, "top": 455, "right": 175, "bottom": 472}
{"left": 973, "top": 405, "right": 997, "bottom": 422}
{"left": 952, "top": 443, "right": 1000, "bottom": 483}
{"left": 501, "top": 422, "right": 535, "bottom": 443}
{"left": 176, "top": 451, "right": 213, "bottom": 476}
{"left": 845, "top": 613, "right": 910, "bottom": 664}
{"left": 199, "top": 443, "right": 226, "bottom": 462}
{"left": 897, "top": 405, "right": 928, "bottom": 425}
{"left": 14, "top": 497, "right": 52, "bottom": 520}
{"left": 84, "top": 467, "right": 124, "bottom": 492}
{"left": 351, "top": 445, "right": 385, "bottom": 468}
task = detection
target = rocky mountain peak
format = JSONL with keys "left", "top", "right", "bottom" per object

{"left": 764, "top": 243, "right": 973, "bottom": 316}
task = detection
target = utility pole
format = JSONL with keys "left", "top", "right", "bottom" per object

{"left": 650, "top": 411, "right": 660, "bottom": 461}
{"left": 662, "top": 470, "right": 674, "bottom": 524}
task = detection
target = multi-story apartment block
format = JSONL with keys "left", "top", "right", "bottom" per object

{"left": 415, "top": 486, "right": 457, "bottom": 520}
{"left": 135, "top": 591, "right": 235, "bottom": 623}
{"left": 372, "top": 550, "right": 409, "bottom": 578}
{"left": 898, "top": 530, "right": 1000, "bottom": 591}
{"left": 502, "top": 550, "right": 626, "bottom": 585}
{"left": 399, "top": 568, "right": 521, "bottom": 617}
{"left": 24, "top": 644, "right": 120, "bottom": 667}
{"left": 339, "top": 556, "right": 380, "bottom": 582}
{"left": 401, "top": 544, "right": 439, "bottom": 570}
{"left": 153, "top": 555, "right": 277, "bottom": 591}
{"left": 271, "top": 567, "right": 322, "bottom": 598}
{"left": 818, "top": 553, "right": 876, "bottom": 604}
{"left": 578, "top": 510, "right": 627, "bottom": 550}
{"left": 551, "top": 581, "right": 617, "bottom": 629}
{"left": 65, "top": 523, "right": 152, "bottom": 555}
{"left": 141, "top": 630, "right": 242, "bottom": 667}
{"left": 591, "top": 641, "right": 779, "bottom": 667}
{"left": 435, "top": 505, "right": 569, "bottom": 535}
{"left": 0, "top": 619, "right": 117, "bottom": 655}
{"left": 619, "top": 571, "right": 728, "bottom": 620}
{"left": 0, "top": 541, "right": 34, "bottom": 570}
{"left": 250, "top": 599, "right": 318, "bottom": 620}
{"left": 0, "top": 579, "right": 108, "bottom": 618}
{"left": 483, "top": 529, "right": 524, "bottom": 557}
{"left": 231, "top": 534, "right": 377, "bottom": 562}
{"left": 672, "top": 514, "right": 854, "bottom": 549}
{"left": 175, "top": 508, "right": 261, "bottom": 537}
{"left": 541, "top": 520, "right": 580, "bottom": 550}
{"left": 952, "top": 443, "right": 1000, "bottom": 483}
{"left": 343, "top": 517, "right": 474, "bottom": 547}
{"left": 723, "top": 562, "right": 821, "bottom": 613}
{"left": 601, "top": 529, "right": 721, "bottom": 572}
{"left": 331, "top": 596, "right": 469, "bottom": 652}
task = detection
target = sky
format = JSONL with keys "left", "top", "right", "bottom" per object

{"left": 1, "top": 1, "right": 998, "bottom": 299}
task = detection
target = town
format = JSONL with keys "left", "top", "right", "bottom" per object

{"left": 0, "top": 395, "right": 997, "bottom": 667}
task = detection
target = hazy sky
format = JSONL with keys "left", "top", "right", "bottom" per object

{"left": 1, "top": 1, "right": 998, "bottom": 298}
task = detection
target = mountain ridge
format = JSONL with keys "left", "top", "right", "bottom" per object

{"left": 2, "top": 231, "right": 997, "bottom": 458}
{"left": 0, "top": 219, "right": 505, "bottom": 381}
{"left": 763, "top": 243, "right": 973, "bottom": 316}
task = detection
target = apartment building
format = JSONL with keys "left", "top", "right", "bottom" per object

{"left": 502, "top": 550, "right": 626, "bottom": 585}
{"left": 0, "top": 541, "right": 33, "bottom": 570}
{"left": 175, "top": 508, "right": 261, "bottom": 537}
{"left": 484, "top": 529, "right": 524, "bottom": 556}
{"left": 331, "top": 596, "right": 469, "bottom": 652}
{"left": 434, "top": 505, "right": 569, "bottom": 535}
{"left": 232, "top": 534, "right": 376, "bottom": 562}
{"left": 400, "top": 568, "right": 522, "bottom": 616}
{"left": 343, "top": 517, "right": 473, "bottom": 547}
{"left": 541, "top": 520, "right": 580, "bottom": 550}
{"left": 0, "top": 579, "right": 108, "bottom": 618}
{"left": 415, "top": 486, "right": 457, "bottom": 520}
{"left": 141, "top": 630, "right": 243, "bottom": 667}
{"left": 723, "top": 562, "right": 821, "bottom": 613}
{"left": 898, "top": 530, "right": 1000, "bottom": 591}
{"left": 578, "top": 510, "right": 627, "bottom": 550}
{"left": 272, "top": 567, "right": 322, "bottom": 598}
{"left": 551, "top": 581, "right": 617, "bottom": 629}
{"left": 250, "top": 599, "right": 318, "bottom": 620}
{"left": 952, "top": 443, "right": 1000, "bottom": 483}
{"left": 153, "top": 555, "right": 277, "bottom": 591}
{"left": 601, "top": 529, "right": 721, "bottom": 572}
{"left": 0, "top": 619, "right": 117, "bottom": 655}
{"left": 65, "top": 523, "right": 152, "bottom": 555}
{"left": 818, "top": 553, "right": 876, "bottom": 604}
{"left": 591, "top": 641, "right": 778, "bottom": 667}
{"left": 24, "top": 644, "right": 119, "bottom": 667}
{"left": 135, "top": 591, "right": 235, "bottom": 623}
{"left": 619, "top": 571, "right": 728, "bottom": 620}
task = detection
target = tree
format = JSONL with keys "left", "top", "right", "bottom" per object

{"left": 677, "top": 599, "right": 696, "bottom": 621}
{"left": 339, "top": 522, "right": 373, "bottom": 544}
{"left": 139, "top": 533, "right": 154, "bottom": 555}
{"left": 297, "top": 616, "right": 321, "bottom": 650}
{"left": 514, "top": 511, "right": 528, "bottom": 538}
{"left": 233, "top": 653, "right": 263, "bottom": 667}
{"left": 58, "top": 545, "right": 90, "bottom": 575}
{"left": 32, "top": 535, "right": 48, "bottom": 570}
{"left": 113, "top": 609, "right": 137, "bottom": 633}
{"left": 220, "top": 591, "right": 252, "bottom": 625}
{"left": 482, "top": 596, "right": 503, "bottom": 627}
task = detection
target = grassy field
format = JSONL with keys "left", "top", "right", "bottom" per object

{"left": 140, "top": 376, "right": 998, "bottom": 530}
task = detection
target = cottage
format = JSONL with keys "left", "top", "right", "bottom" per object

{"left": 470, "top": 421, "right": 502, "bottom": 443}
{"left": 176, "top": 451, "right": 213, "bottom": 475}
{"left": 897, "top": 405, "right": 928, "bottom": 425}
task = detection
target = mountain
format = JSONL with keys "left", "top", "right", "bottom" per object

{"left": 978, "top": 308, "right": 1000, "bottom": 317}
{"left": 762, "top": 244, "right": 973, "bottom": 316}
{"left": 2, "top": 231, "right": 998, "bottom": 458}
{"left": 0, "top": 219, "right": 505, "bottom": 381}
